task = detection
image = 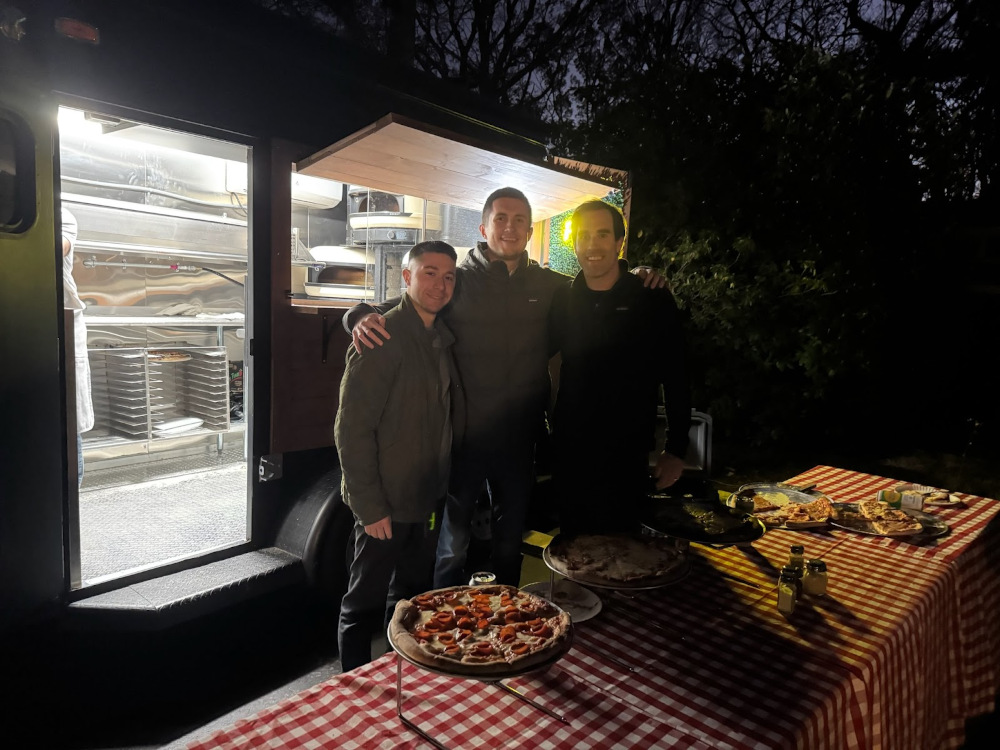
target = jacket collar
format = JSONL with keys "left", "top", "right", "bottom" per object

{"left": 399, "top": 293, "right": 455, "bottom": 346}
{"left": 570, "top": 264, "right": 640, "bottom": 295}
{"left": 463, "top": 241, "right": 532, "bottom": 275}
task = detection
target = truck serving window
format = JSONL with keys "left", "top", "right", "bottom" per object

{"left": 0, "top": 111, "right": 36, "bottom": 233}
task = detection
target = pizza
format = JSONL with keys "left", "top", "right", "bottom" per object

{"left": 389, "top": 585, "right": 572, "bottom": 676}
{"left": 751, "top": 493, "right": 783, "bottom": 512}
{"left": 148, "top": 350, "right": 191, "bottom": 362}
{"left": 832, "top": 500, "right": 924, "bottom": 536}
{"left": 544, "top": 533, "right": 684, "bottom": 587}
{"left": 757, "top": 496, "right": 833, "bottom": 529}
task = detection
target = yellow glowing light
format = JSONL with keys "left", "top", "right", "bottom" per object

{"left": 562, "top": 218, "right": 573, "bottom": 242}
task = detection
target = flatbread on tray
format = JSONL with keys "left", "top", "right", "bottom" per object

{"left": 389, "top": 584, "right": 572, "bottom": 677}
{"left": 831, "top": 501, "right": 924, "bottom": 537}
{"left": 751, "top": 492, "right": 833, "bottom": 530}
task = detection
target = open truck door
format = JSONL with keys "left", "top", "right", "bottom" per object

{"left": 0, "top": 35, "right": 70, "bottom": 628}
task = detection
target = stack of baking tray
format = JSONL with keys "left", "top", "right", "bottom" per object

{"left": 103, "top": 349, "right": 152, "bottom": 438}
{"left": 91, "top": 346, "right": 230, "bottom": 441}
{"left": 174, "top": 348, "right": 230, "bottom": 436}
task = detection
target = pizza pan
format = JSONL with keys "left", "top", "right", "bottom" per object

{"left": 386, "top": 623, "right": 574, "bottom": 682}
{"left": 735, "top": 483, "right": 833, "bottom": 530}
{"left": 542, "top": 533, "right": 691, "bottom": 590}
{"left": 735, "top": 482, "right": 824, "bottom": 506}
{"left": 828, "top": 502, "right": 949, "bottom": 539}
{"left": 641, "top": 499, "right": 766, "bottom": 546}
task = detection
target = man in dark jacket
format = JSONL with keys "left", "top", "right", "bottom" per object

{"left": 335, "top": 240, "right": 461, "bottom": 671}
{"left": 346, "top": 188, "right": 563, "bottom": 587}
{"left": 550, "top": 200, "right": 691, "bottom": 534}
{"left": 345, "top": 188, "right": 666, "bottom": 587}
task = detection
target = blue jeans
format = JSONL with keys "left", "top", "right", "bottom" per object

{"left": 433, "top": 447, "right": 534, "bottom": 587}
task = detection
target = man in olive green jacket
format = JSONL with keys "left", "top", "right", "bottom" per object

{"left": 335, "top": 241, "right": 462, "bottom": 671}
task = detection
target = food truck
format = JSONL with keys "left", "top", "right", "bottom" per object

{"left": 0, "top": 0, "right": 627, "bottom": 636}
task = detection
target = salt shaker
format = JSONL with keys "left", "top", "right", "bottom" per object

{"left": 803, "top": 559, "right": 828, "bottom": 596}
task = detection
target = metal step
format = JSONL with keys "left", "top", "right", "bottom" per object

{"left": 68, "top": 547, "right": 304, "bottom": 630}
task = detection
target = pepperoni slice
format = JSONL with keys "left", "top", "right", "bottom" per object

{"left": 432, "top": 611, "right": 456, "bottom": 629}
{"left": 414, "top": 630, "right": 433, "bottom": 640}
{"left": 504, "top": 610, "right": 523, "bottom": 623}
{"left": 530, "top": 623, "right": 553, "bottom": 638}
{"left": 437, "top": 633, "right": 456, "bottom": 645}
{"left": 453, "top": 605, "right": 471, "bottom": 617}
{"left": 476, "top": 618, "right": 490, "bottom": 630}
{"left": 510, "top": 643, "right": 531, "bottom": 655}
{"left": 499, "top": 625, "right": 517, "bottom": 643}
{"left": 456, "top": 616, "right": 476, "bottom": 630}
{"left": 473, "top": 642, "right": 494, "bottom": 656}
{"left": 525, "top": 618, "right": 543, "bottom": 628}
{"left": 444, "top": 644, "right": 462, "bottom": 656}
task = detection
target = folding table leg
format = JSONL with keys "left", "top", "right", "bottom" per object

{"left": 396, "top": 656, "right": 450, "bottom": 750}
{"left": 492, "top": 680, "right": 569, "bottom": 724}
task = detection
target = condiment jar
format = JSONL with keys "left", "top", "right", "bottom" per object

{"left": 788, "top": 544, "right": 805, "bottom": 572}
{"left": 777, "top": 568, "right": 798, "bottom": 615}
{"left": 803, "top": 559, "right": 828, "bottom": 596}
{"left": 781, "top": 564, "right": 803, "bottom": 598}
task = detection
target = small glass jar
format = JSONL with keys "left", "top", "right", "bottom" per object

{"left": 469, "top": 571, "right": 496, "bottom": 586}
{"left": 777, "top": 569, "right": 798, "bottom": 615}
{"left": 803, "top": 559, "right": 828, "bottom": 596}
{"left": 788, "top": 544, "right": 805, "bottom": 572}
{"left": 782, "top": 564, "right": 803, "bottom": 598}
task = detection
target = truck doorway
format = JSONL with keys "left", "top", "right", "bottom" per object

{"left": 58, "top": 105, "right": 251, "bottom": 587}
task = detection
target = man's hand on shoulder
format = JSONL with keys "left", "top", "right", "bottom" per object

{"left": 364, "top": 515, "right": 392, "bottom": 540}
{"left": 633, "top": 266, "right": 668, "bottom": 289}
{"left": 651, "top": 450, "right": 684, "bottom": 489}
{"left": 352, "top": 313, "right": 390, "bottom": 353}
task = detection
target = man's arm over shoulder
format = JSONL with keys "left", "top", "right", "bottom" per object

{"left": 334, "top": 341, "right": 401, "bottom": 525}
{"left": 343, "top": 297, "right": 402, "bottom": 352}
{"left": 341, "top": 297, "right": 401, "bottom": 334}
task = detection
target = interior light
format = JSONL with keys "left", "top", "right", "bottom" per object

{"left": 57, "top": 107, "right": 103, "bottom": 137}
{"left": 562, "top": 218, "right": 573, "bottom": 243}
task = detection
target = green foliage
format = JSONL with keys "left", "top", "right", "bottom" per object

{"left": 546, "top": 210, "right": 579, "bottom": 276}
{"left": 570, "top": 45, "right": 957, "bottom": 450}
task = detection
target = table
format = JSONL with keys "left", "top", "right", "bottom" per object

{"left": 187, "top": 466, "right": 1000, "bottom": 750}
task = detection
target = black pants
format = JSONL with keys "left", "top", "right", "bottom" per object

{"left": 434, "top": 444, "right": 535, "bottom": 588}
{"left": 338, "top": 518, "right": 438, "bottom": 672}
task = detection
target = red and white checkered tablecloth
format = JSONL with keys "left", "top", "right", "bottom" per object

{"left": 188, "top": 467, "right": 1000, "bottom": 750}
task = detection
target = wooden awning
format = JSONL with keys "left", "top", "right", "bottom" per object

{"left": 296, "top": 114, "right": 628, "bottom": 222}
